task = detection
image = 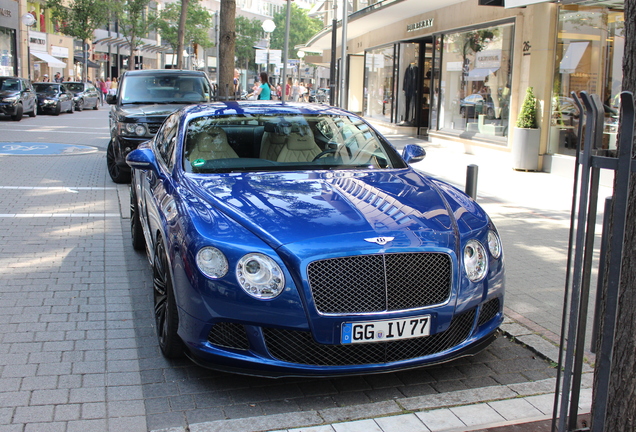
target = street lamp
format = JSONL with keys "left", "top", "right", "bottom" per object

{"left": 297, "top": 50, "right": 305, "bottom": 84}
{"left": 261, "top": 19, "right": 276, "bottom": 79}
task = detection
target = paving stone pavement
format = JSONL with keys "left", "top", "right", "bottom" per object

{"left": 0, "top": 111, "right": 596, "bottom": 432}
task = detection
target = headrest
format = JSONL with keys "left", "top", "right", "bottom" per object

{"left": 195, "top": 128, "right": 227, "bottom": 151}
{"left": 290, "top": 122, "right": 312, "bottom": 137}
{"left": 286, "top": 132, "right": 316, "bottom": 151}
{"left": 264, "top": 121, "right": 292, "bottom": 135}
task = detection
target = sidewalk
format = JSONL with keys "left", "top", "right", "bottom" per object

{"left": 154, "top": 125, "right": 602, "bottom": 432}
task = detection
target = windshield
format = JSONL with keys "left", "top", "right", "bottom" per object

{"left": 65, "top": 83, "right": 84, "bottom": 92}
{"left": 33, "top": 84, "right": 59, "bottom": 95}
{"left": 120, "top": 75, "right": 211, "bottom": 104}
{"left": 182, "top": 113, "right": 406, "bottom": 174}
{"left": 0, "top": 79, "right": 21, "bottom": 92}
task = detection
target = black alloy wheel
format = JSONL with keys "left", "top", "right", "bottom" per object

{"left": 54, "top": 103, "right": 61, "bottom": 116}
{"left": 106, "top": 141, "right": 131, "bottom": 184}
{"left": 130, "top": 187, "right": 145, "bottom": 251}
{"left": 153, "top": 236, "right": 183, "bottom": 358}
{"left": 75, "top": 100, "right": 83, "bottom": 111}
{"left": 28, "top": 105, "right": 36, "bottom": 117}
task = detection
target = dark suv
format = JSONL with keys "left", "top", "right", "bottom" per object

{"left": 106, "top": 69, "right": 213, "bottom": 183}
{"left": 0, "top": 76, "right": 38, "bottom": 121}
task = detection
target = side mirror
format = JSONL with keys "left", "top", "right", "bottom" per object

{"left": 106, "top": 94, "right": 117, "bottom": 104}
{"left": 126, "top": 147, "right": 157, "bottom": 172}
{"left": 402, "top": 144, "right": 426, "bottom": 164}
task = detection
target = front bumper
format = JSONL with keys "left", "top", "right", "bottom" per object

{"left": 0, "top": 101, "right": 18, "bottom": 116}
{"left": 178, "top": 296, "right": 504, "bottom": 377}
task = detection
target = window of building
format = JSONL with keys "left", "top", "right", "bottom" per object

{"left": 363, "top": 45, "right": 395, "bottom": 123}
{"left": 0, "top": 27, "right": 16, "bottom": 76}
{"left": 549, "top": 5, "right": 624, "bottom": 155}
{"left": 436, "top": 22, "right": 514, "bottom": 143}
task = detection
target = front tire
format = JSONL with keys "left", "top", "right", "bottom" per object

{"left": 75, "top": 100, "right": 83, "bottom": 111}
{"left": 153, "top": 237, "right": 183, "bottom": 358}
{"left": 11, "top": 104, "right": 23, "bottom": 121}
{"left": 130, "top": 187, "right": 145, "bottom": 251}
{"left": 107, "top": 140, "right": 131, "bottom": 184}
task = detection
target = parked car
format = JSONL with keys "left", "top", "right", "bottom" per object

{"left": 106, "top": 69, "right": 213, "bottom": 183}
{"left": 315, "top": 87, "right": 330, "bottom": 103}
{"left": 33, "top": 83, "right": 75, "bottom": 116}
{"left": 65, "top": 81, "right": 100, "bottom": 111}
{"left": 0, "top": 76, "right": 38, "bottom": 121}
{"left": 460, "top": 93, "right": 496, "bottom": 119}
{"left": 126, "top": 101, "right": 505, "bottom": 377}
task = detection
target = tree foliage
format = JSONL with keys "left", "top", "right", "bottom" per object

{"left": 270, "top": 3, "right": 322, "bottom": 60}
{"left": 116, "top": 0, "right": 157, "bottom": 58}
{"left": 155, "top": 0, "right": 213, "bottom": 64}
{"left": 46, "top": 0, "right": 111, "bottom": 43}
{"left": 235, "top": 16, "right": 262, "bottom": 72}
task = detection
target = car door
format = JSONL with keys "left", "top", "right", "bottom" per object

{"left": 142, "top": 113, "right": 180, "bottom": 255}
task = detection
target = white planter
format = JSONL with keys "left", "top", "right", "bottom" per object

{"left": 512, "top": 127, "right": 541, "bottom": 171}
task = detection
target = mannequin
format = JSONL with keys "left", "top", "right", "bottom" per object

{"left": 402, "top": 63, "right": 418, "bottom": 124}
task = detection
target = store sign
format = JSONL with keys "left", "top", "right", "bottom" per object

{"left": 0, "top": 8, "right": 12, "bottom": 17}
{"left": 29, "top": 31, "right": 46, "bottom": 50}
{"left": 407, "top": 18, "right": 434, "bottom": 33}
{"left": 51, "top": 46, "right": 68, "bottom": 58}
{"left": 505, "top": 0, "right": 550, "bottom": 8}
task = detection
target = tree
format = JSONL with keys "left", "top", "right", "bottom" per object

{"left": 155, "top": 0, "right": 213, "bottom": 68}
{"left": 217, "top": 0, "right": 236, "bottom": 100}
{"left": 46, "top": 0, "right": 111, "bottom": 80}
{"left": 591, "top": 0, "right": 636, "bottom": 429}
{"left": 235, "top": 16, "right": 262, "bottom": 74}
{"left": 270, "top": 3, "right": 322, "bottom": 61}
{"left": 116, "top": 0, "right": 157, "bottom": 62}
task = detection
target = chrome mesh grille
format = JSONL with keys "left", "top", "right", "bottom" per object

{"left": 477, "top": 297, "right": 501, "bottom": 327}
{"left": 263, "top": 309, "right": 476, "bottom": 366}
{"left": 307, "top": 253, "right": 452, "bottom": 314}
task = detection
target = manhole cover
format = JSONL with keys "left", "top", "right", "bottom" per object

{"left": 0, "top": 142, "right": 98, "bottom": 155}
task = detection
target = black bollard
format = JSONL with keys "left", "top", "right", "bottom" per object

{"left": 465, "top": 164, "right": 478, "bottom": 200}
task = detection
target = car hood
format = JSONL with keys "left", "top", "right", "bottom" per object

{"left": 117, "top": 104, "right": 187, "bottom": 119}
{"left": 187, "top": 170, "right": 489, "bottom": 252}
{"left": 0, "top": 90, "right": 19, "bottom": 98}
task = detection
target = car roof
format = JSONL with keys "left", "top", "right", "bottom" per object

{"left": 122, "top": 69, "right": 207, "bottom": 77}
{"left": 180, "top": 101, "right": 357, "bottom": 118}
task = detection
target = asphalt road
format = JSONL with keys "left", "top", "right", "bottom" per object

{"left": 0, "top": 107, "right": 558, "bottom": 432}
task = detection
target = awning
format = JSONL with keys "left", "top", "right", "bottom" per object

{"left": 467, "top": 67, "right": 499, "bottom": 81}
{"left": 31, "top": 51, "right": 66, "bottom": 68}
{"left": 74, "top": 55, "right": 100, "bottom": 68}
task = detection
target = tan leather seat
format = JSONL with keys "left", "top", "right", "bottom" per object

{"left": 276, "top": 124, "right": 321, "bottom": 163}
{"left": 187, "top": 128, "right": 238, "bottom": 165}
{"left": 260, "top": 125, "right": 288, "bottom": 161}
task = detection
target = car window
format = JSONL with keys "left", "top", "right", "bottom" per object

{"left": 66, "top": 83, "right": 84, "bottom": 92}
{"left": 120, "top": 74, "right": 211, "bottom": 104}
{"left": 0, "top": 78, "right": 20, "bottom": 91}
{"left": 182, "top": 113, "right": 406, "bottom": 174}
{"left": 155, "top": 113, "right": 180, "bottom": 169}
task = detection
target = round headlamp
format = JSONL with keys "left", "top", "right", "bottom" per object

{"left": 125, "top": 123, "right": 147, "bottom": 136}
{"left": 196, "top": 247, "right": 228, "bottom": 279}
{"left": 487, "top": 230, "right": 502, "bottom": 259}
{"left": 236, "top": 253, "right": 285, "bottom": 300}
{"left": 464, "top": 239, "right": 488, "bottom": 282}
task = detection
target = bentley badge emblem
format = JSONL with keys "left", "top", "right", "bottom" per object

{"left": 364, "top": 237, "right": 394, "bottom": 245}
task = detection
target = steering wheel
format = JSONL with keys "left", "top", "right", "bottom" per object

{"left": 312, "top": 148, "right": 338, "bottom": 161}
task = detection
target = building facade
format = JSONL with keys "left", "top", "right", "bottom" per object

{"left": 303, "top": 0, "right": 624, "bottom": 174}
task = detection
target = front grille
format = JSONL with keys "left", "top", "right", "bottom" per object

{"left": 307, "top": 253, "right": 452, "bottom": 314}
{"left": 263, "top": 309, "right": 476, "bottom": 366}
{"left": 207, "top": 322, "right": 250, "bottom": 350}
{"left": 477, "top": 297, "right": 501, "bottom": 327}
{"left": 148, "top": 123, "right": 162, "bottom": 135}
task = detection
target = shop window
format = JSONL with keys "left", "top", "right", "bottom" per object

{"left": 363, "top": 45, "right": 395, "bottom": 123}
{"left": 549, "top": 6, "right": 624, "bottom": 156}
{"left": 0, "top": 27, "right": 16, "bottom": 76}
{"left": 437, "top": 23, "right": 514, "bottom": 143}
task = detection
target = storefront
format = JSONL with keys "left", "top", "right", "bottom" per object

{"left": 0, "top": 0, "right": 18, "bottom": 77}
{"left": 547, "top": 3, "right": 624, "bottom": 159}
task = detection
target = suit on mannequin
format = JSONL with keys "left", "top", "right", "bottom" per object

{"left": 403, "top": 63, "right": 419, "bottom": 124}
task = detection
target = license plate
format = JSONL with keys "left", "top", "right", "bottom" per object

{"left": 341, "top": 315, "right": 431, "bottom": 344}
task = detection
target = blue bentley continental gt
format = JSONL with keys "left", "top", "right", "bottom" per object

{"left": 126, "top": 101, "right": 505, "bottom": 377}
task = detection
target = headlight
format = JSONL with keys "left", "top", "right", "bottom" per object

{"left": 44, "top": 99, "right": 56, "bottom": 104}
{"left": 2, "top": 96, "right": 17, "bottom": 103}
{"left": 119, "top": 122, "right": 148, "bottom": 137}
{"left": 236, "top": 253, "right": 285, "bottom": 299}
{"left": 487, "top": 230, "right": 502, "bottom": 259}
{"left": 464, "top": 239, "right": 488, "bottom": 282}
{"left": 196, "top": 247, "right": 228, "bottom": 279}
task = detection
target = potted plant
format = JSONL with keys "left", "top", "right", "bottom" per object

{"left": 512, "top": 86, "right": 541, "bottom": 171}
